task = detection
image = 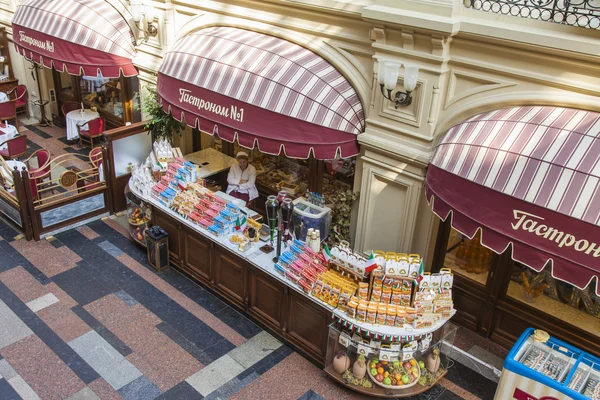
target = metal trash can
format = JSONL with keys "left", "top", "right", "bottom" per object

{"left": 146, "top": 226, "right": 169, "bottom": 272}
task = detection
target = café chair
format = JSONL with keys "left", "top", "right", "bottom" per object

{"left": 78, "top": 117, "right": 105, "bottom": 149}
{"left": 0, "top": 100, "right": 18, "bottom": 128}
{"left": 8, "top": 85, "right": 28, "bottom": 115}
{"left": 0, "top": 135, "right": 27, "bottom": 159}
{"left": 77, "top": 147, "right": 104, "bottom": 193}
{"left": 61, "top": 101, "right": 81, "bottom": 116}
{"left": 25, "top": 149, "right": 52, "bottom": 191}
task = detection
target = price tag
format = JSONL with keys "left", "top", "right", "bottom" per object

{"left": 380, "top": 348, "right": 400, "bottom": 362}
{"left": 339, "top": 332, "right": 351, "bottom": 348}
{"left": 357, "top": 342, "right": 372, "bottom": 357}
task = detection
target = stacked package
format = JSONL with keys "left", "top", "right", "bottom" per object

{"left": 275, "top": 242, "right": 329, "bottom": 294}
{"left": 311, "top": 268, "right": 359, "bottom": 309}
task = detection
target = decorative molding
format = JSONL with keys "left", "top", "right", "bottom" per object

{"left": 431, "top": 36, "right": 445, "bottom": 57}
{"left": 401, "top": 30, "right": 414, "bottom": 50}
{"left": 369, "top": 26, "right": 386, "bottom": 43}
{"left": 428, "top": 85, "right": 441, "bottom": 133}
{"left": 354, "top": 160, "right": 422, "bottom": 253}
{"left": 444, "top": 69, "right": 517, "bottom": 109}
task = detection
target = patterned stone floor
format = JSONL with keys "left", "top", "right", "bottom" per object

{"left": 0, "top": 122, "right": 502, "bottom": 400}
{"left": 0, "top": 213, "right": 502, "bottom": 400}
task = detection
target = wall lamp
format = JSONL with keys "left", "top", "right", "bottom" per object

{"left": 377, "top": 59, "right": 419, "bottom": 108}
{"left": 131, "top": 0, "right": 157, "bottom": 41}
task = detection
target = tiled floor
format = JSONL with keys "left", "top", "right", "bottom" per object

{"left": 0, "top": 213, "right": 502, "bottom": 399}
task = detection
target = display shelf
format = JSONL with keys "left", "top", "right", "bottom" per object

{"left": 331, "top": 308, "right": 456, "bottom": 340}
{"left": 323, "top": 365, "right": 446, "bottom": 398}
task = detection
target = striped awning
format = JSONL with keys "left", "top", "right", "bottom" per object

{"left": 157, "top": 27, "right": 364, "bottom": 159}
{"left": 12, "top": 0, "right": 137, "bottom": 78}
{"left": 426, "top": 106, "right": 600, "bottom": 294}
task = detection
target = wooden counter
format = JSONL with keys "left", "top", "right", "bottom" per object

{"left": 147, "top": 195, "right": 331, "bottom": 366}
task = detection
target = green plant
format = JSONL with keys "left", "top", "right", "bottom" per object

{"left": 136, "top": 84, "right": 185, "bottom": 143}
{"left": 328, "top": 189, "right": 359, "bottom": 246}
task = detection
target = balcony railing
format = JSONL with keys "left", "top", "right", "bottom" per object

{"left": 463, "top": 0, "right": 600, "bottom": 29}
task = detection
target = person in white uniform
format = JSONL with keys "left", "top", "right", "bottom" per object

{"left": 226, "top": 151, "right": 258, "bottom": 205}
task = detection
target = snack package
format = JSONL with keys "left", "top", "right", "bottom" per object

{"left": 386, "top": 305, "right": 397, "bottom": 326}
{"left": 358, "top": 282, "right": 369, "bottom": 300}
{"left": 338, "top": 286, "right": 353, "bottom": 310}
{"left": 430, "top": 273, "right": 442, "bottom": 289}
{"left": 398, "top": 255, "right": 410, "bottom": 277}
{"left": 367, "top": 304, "right": 378, "bottom": 324}
{"left": 356, "top": 302, "right": 368, "bottom": 323}
{"left": 395, "top": 308, "right": 405, "bottom": 327}
{"left": 381, "top": 287, "right": 392, "bottom": 304}
{"left": 376, "top": 304, "right": 387, "bottom": 325}
{"left": 390, "top": 290, "right": 402, "bottom": 305}
{"left": 346, "top": 298, "right": 359, "bottom": 319}
{"left": 370, "top": 288, "right": 382, "bottom": 302}
{"left": 440, "top": 268, "right": 454, "bottom": 289}
{"left": 329, "top": 284, "right": 341, "bottom": 307}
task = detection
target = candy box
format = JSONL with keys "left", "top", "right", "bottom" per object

{"left": 274, "top": 263, "right": 287, "bottom": 276}
{"left": 285, "top": 271, "right": 300, "bottom": 284}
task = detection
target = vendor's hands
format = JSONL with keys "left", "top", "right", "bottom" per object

{"left": 239, "top": 179, "right": 248, "bottom": 184}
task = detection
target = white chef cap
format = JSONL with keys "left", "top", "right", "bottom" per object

{"left": 236, "top": 151, "right": 249, "bottom": 160}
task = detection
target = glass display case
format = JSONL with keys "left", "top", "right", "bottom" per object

{"left": 324, "top": 321, "right": 457, "bottom": 398}
{"left": 125, "top": 184, "right": 151, "bottom": 247}
{"left": 495, "top": 328, "right": 600, "bottom": 400}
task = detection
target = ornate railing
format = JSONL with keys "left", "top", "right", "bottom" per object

{"left": 463, "top": 0, "right": 600, "bottom": 29}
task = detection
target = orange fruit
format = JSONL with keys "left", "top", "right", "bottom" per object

{"left": 377, "top": 367, "right": 384, "bottom": 375}
{"left": 381, "top": 361, "right": 388, "bottom": 365}
{"left": 410, "top": 359, "right": 417, "bottom": 366}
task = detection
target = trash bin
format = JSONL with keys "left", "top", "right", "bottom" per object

{"left": 146, "top": 226, "right": 169, "bottom": 272}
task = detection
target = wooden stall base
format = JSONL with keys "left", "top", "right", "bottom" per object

{"left": 324, "top": 365, "right": 447, "bottom": 398}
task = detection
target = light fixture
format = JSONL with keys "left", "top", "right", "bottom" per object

{"left": 377, "top": 59, "right": 419, "bottom": 108}
{"left": 131, "top": 0, "right": 157, "bottom": 42}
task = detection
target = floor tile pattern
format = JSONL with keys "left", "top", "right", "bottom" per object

{"left": 0, "top": 170, "right": 500, "bottom": 400}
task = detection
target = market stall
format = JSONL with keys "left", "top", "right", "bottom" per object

{"left": 427, "top": 106, "right": 600, "bottom": 357}
{"left": 127, "top": 144, "right": 457, "bottom": 397}
{"left": 156, "top": 26, "right": 365, "bottom": 215}
{"left": 12, "top": 0, "right": 141, "bottom": 128}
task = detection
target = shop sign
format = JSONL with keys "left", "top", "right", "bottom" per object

{"left": 511, "top": 210, "right": 600, "bottom": 258}
{"left": 18, "top": 31, "right": 54, "bottom": 52}
{"left": 178, "top": 89, "right": 244, "bottom": 123}
{"left": 513, "top": 388, "right": 559, "bottom": 400}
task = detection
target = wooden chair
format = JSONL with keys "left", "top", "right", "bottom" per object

{"left": 61, "top": 101, "right": 80, "bottom": 117}
{"left": 25, "top": 149, "right": 51, "bottom": 190}
{"left": 0, "top": 100, "right": 18, "bottom": 128}
{"left": 77, "top": 147, "right": 104, "bottom": 192}
{"left": 8, "top": 85, "right": 27, "bottom": 115}
{"left": 0, "top": 135, "right": 27, "bottom": 159}
{"left": 78, "top": 117, "right": 105, "bottom": 149}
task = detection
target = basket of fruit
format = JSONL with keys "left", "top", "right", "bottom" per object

{"left": 366, "top": 357, "right": 421, "bottom": 389}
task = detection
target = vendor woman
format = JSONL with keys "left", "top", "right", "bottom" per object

{"left": 226, "top": 151, "right": 258, "bottom": 204}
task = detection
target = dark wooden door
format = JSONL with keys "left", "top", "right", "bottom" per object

{"left": 249, "top": 266, "right": 287, "bottom": 331}
{"left": 214, "top": 248, "right": 247, "bottom": 309}
{"left": 152, "top": 208, "right": 181, "bottom": 265}
{"left": 183, "top": 228, "right": 213, "bottom": 286}
{"left": 286, "top": 291, "right": 329, "bottom": 365}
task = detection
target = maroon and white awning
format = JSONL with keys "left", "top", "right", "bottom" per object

{"left": 426, "top": 106, "right": 600, "bottom": 294}
{"left": 157, "top": 27, "right": 364, "bottom": 159}
{"left": 12, "top": 0, "right": 137, "bottom": 78}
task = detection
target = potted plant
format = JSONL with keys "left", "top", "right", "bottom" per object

{"left": 136, "top": 84, "right": 185, "bottom": 143}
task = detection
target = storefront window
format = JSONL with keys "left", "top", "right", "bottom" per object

{"left": 58, "top": 71, "right": 74, "bottom": 99}
{"left": 442, "top": 228, "right": 492, "bottom": 286}
{"left": 80, "top": 75, "right": 124, "bottom": 119}
{"left": 322, "top": 158, "right": 355, "bottom": 199}
{"left": 506, "top": 263, "right": 600, "bottom": 337}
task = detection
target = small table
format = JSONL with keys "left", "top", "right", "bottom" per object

{"left": 0, "top": 124, "right": 19, "bottom": 151}
{"left": 184, "top": 148, "right": 237, "bottom": 179}
{"left": 66, "top": 109, "right": 99, "bottom": 141}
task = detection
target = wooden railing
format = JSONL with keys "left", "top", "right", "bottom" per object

{"left": 20, "top": 147, "right": 111, "bottom": 240}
